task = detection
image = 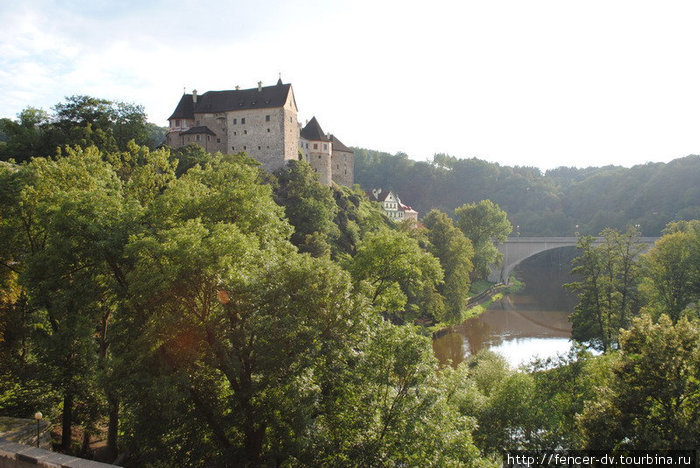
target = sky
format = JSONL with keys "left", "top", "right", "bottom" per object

{"left": 1, "top": 0, "right": 699, "bottom": 170}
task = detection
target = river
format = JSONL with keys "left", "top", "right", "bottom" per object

{"left": 433, "top": 246, "right": 579, "bottom": 368}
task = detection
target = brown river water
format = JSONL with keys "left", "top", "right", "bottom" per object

{"left": 432, "top": 247, "right": 579, "bottom": 368}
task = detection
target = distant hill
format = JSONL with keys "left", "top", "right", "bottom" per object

{"left": 353, "top": 149, "right": 700, "bottom": 236}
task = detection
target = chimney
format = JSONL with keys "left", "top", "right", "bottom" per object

{"left": 235, "top": 85, "right": 240, "bottom": 90}
{"left": 257, "top": 81, "right": 262, "bottom": 92}
{"left": 192, "top": 89, "right": 198, "bottom": 103}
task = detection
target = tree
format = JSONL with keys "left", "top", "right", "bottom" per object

{"left": 346, "top": 228, "right": 445, "bottom": 323}
{"left": 455, "top": 200, "right": 512, "bottom": 280}
{"left": 0, "top": 108, "right": 55, "bottom": 163}
{"left": 422, "top": 209, "right": 474, "bottom": 322}
{"left": 566, "top": 227, "right": 645, "bottom": 352}
{"left": 0, "top": 96, "right": 159, "bottom": 163}
{"left": 579, "top": 314, "right": 700, "bottom": 449}
{"left": 273, "top": 160, "right": 339, "bottom": 256}
{"left": 640, "top": 220, "right": 700, "bottom": 322}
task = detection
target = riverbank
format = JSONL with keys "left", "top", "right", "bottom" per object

{"left": 429, "top": 276, "right": 524, "bottom": 337}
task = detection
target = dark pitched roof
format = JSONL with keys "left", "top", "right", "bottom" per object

{"left": 169, "top": 93, "right": 195, "bottom": 120}
{"left": 168, "top": 83, "right": 293, "bottom": 120}
{"left": 300, "top": 116, "right": 330, "bottom": 142}
{"left": 329, "top": 134, "right": 351, "bottom": 153}
{"left": 366, "top": 189, "right": 393, "bottom": 202}
{"left": 180, "top": 126, "right": 216, "bottom": 136}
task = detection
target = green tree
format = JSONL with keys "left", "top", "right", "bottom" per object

{"left": 346, "top": 228, "right": 445, "bottom": 323}
{"left": 579, "top": 314, "right": 700, "bottom": 449}
{"left": 640, "top": 220, "right": 700, "bottom": 322}
{"left": 566, "top": 227, "right": 645, "bottom": 352}
{"left": 0, "top": 108, "right": 55, "bottom": 163}
{"left": 273, "top": 160, "right": 339, "bottom": 256}
{"left": 422, "top": 209, "right": 474, "bottom": 322}
{"left": 455, "top": 200, "right": 511, "bottom": 280}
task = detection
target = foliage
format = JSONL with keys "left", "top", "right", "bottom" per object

{"left": 422, "top": 209, "right": 475, "bottom": 322}
{"left": 579, "top": 314, "right": 700, "bottom": 450}
{"left": 345, "top": 228, "right": 445, "bottom": 323}
{"left": 273, "top": 160, "right": 339, "bottom": 256}
{"left": 566, "top": 227, "right": 645, "bottom": 352}
{"left": 640, "top": 220, "right": 700, "bottom": 321}
{"left": 354, "top": 149, "right": 700, "bottom": 236}
{"left": 455, "top": 200, "right": 511, "bottom": 279}
{"left": 0, "top": 96, "right": 164, "bottom": 163}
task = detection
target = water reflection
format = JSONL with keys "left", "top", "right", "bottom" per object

{"left": 432, "top": 246, "right": 579, "bottom": 368}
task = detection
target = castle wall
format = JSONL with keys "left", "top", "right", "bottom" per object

{"left": 224, "top": 107, "right": 288, "bottom": 172}
{"left": 191, "top": 112, "right": 228, "bottom": 153}
{"left": 331, "top": 149, "right": 353, "bottom": 186}
{"left": 282, "top": 93, "right": 299, "bottom": 164}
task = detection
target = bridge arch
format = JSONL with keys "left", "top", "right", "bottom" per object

{"left": 488, "top": 237, "right": 658, "bottom": 283}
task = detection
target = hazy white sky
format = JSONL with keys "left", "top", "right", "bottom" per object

{"left": 1, "top": 0, "right": 699, "bottom": 170}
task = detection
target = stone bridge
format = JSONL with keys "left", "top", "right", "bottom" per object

{"left": 488, "top": 237, "right": 659, "bottom": 283}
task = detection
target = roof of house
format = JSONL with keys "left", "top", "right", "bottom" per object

{"left": 329, "top": 134, "right": 352, "bottom": 153}
{"left": 300, "top": 116, "right": 330, "bottom": 142}
{"left": 367, "top": 189, "right": 394, "bottom": 202}
{"left": 168, "top": 82, "right": 292, "bottom": 120}
{"left": 180, "top": 126, "right": 217, "bottom": 136}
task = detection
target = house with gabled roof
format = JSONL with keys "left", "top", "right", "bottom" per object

{"left": 367, "top": 188, "right": 419, "bottom": 222}
{"left": 166, "top": 78, "right": 353, "bottom": 186}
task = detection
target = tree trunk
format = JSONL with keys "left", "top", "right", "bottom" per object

{"left": 107, "top": 395, "right": 119, "bottom": 460}
{"left": 61, "top": 392, "right": 73, "bottom": 451}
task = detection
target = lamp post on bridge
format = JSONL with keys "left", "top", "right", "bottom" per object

{"left": 575, "top": 224, "right": 579, "bottom": 237}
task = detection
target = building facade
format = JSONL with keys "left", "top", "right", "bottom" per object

{"left": 166, "top": 79, "right": 353, "bottom": 186}
{"left": 367, "top": 188, "right": 419, "bottom": 222}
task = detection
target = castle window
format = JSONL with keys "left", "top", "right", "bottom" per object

{"left": 258, "top": 146, "right": 261, "bottom": 150}
{"left": 176, "top": 119, "right": 181, "bottom": 126}
{"left": 244, "top": 130, "right": 247, "bottom": 135}
{"left": 318, "top": 155, "right": 321, "bottom": 159}
{"left": 267, "top": 128, "right": 270, "bottom": 132}
{"left": 233, "top": 118, "right": 237, "bottom": 124}
{"left": 241, "top": 118, "right": 246, "bottom": 124}
{"left": 298, "top": 154, "right": 302, "bottom": 161}
{"left": 196, "top": 120, "right": 200, "bottom": 126}
{"left": 323, "top": 144, "right": 327, "bottom": 150}
{"left": 207, "top": 136, "right": 210, "bottom": 141}
{"left": 265, "top": 115, "right": 270, "bottom": 122}
{"left": 232, "top": 146, "right": 235, "bottom": 150}
{"left": 313, "top": 143, "right": 318, "bottom": 150}
{"left": 217, "top": 138, "right": 221, "bottom": 143}
{"left": 244, "top": 146, "right": 247, "bottom": 150}
{"left": 234, "top": 131, "right": 237, "bottom": 135}
{"left": 196, "top": 135, "right": 200, "bottom": 141}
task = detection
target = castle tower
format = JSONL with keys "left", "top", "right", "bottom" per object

{"left": 299, "top": 117, "right": 332, "bottom": 185}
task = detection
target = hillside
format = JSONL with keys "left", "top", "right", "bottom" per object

{"left": 353, "top": 149, "right": 700, "bottom": 236}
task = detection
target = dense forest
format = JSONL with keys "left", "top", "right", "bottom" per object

{"left": 1, "top": 98, "right": 699, "bottom": 466}
{"left": 354, "top": 148, "right": 700, "bottom": 236}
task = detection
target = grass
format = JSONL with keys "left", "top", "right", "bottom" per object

{"left": 468, "top": 279, "right": 494, "bottom": 297}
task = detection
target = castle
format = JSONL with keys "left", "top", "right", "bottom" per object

{"left": 166, "top": 78, "right": 353, "bottom": 186}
